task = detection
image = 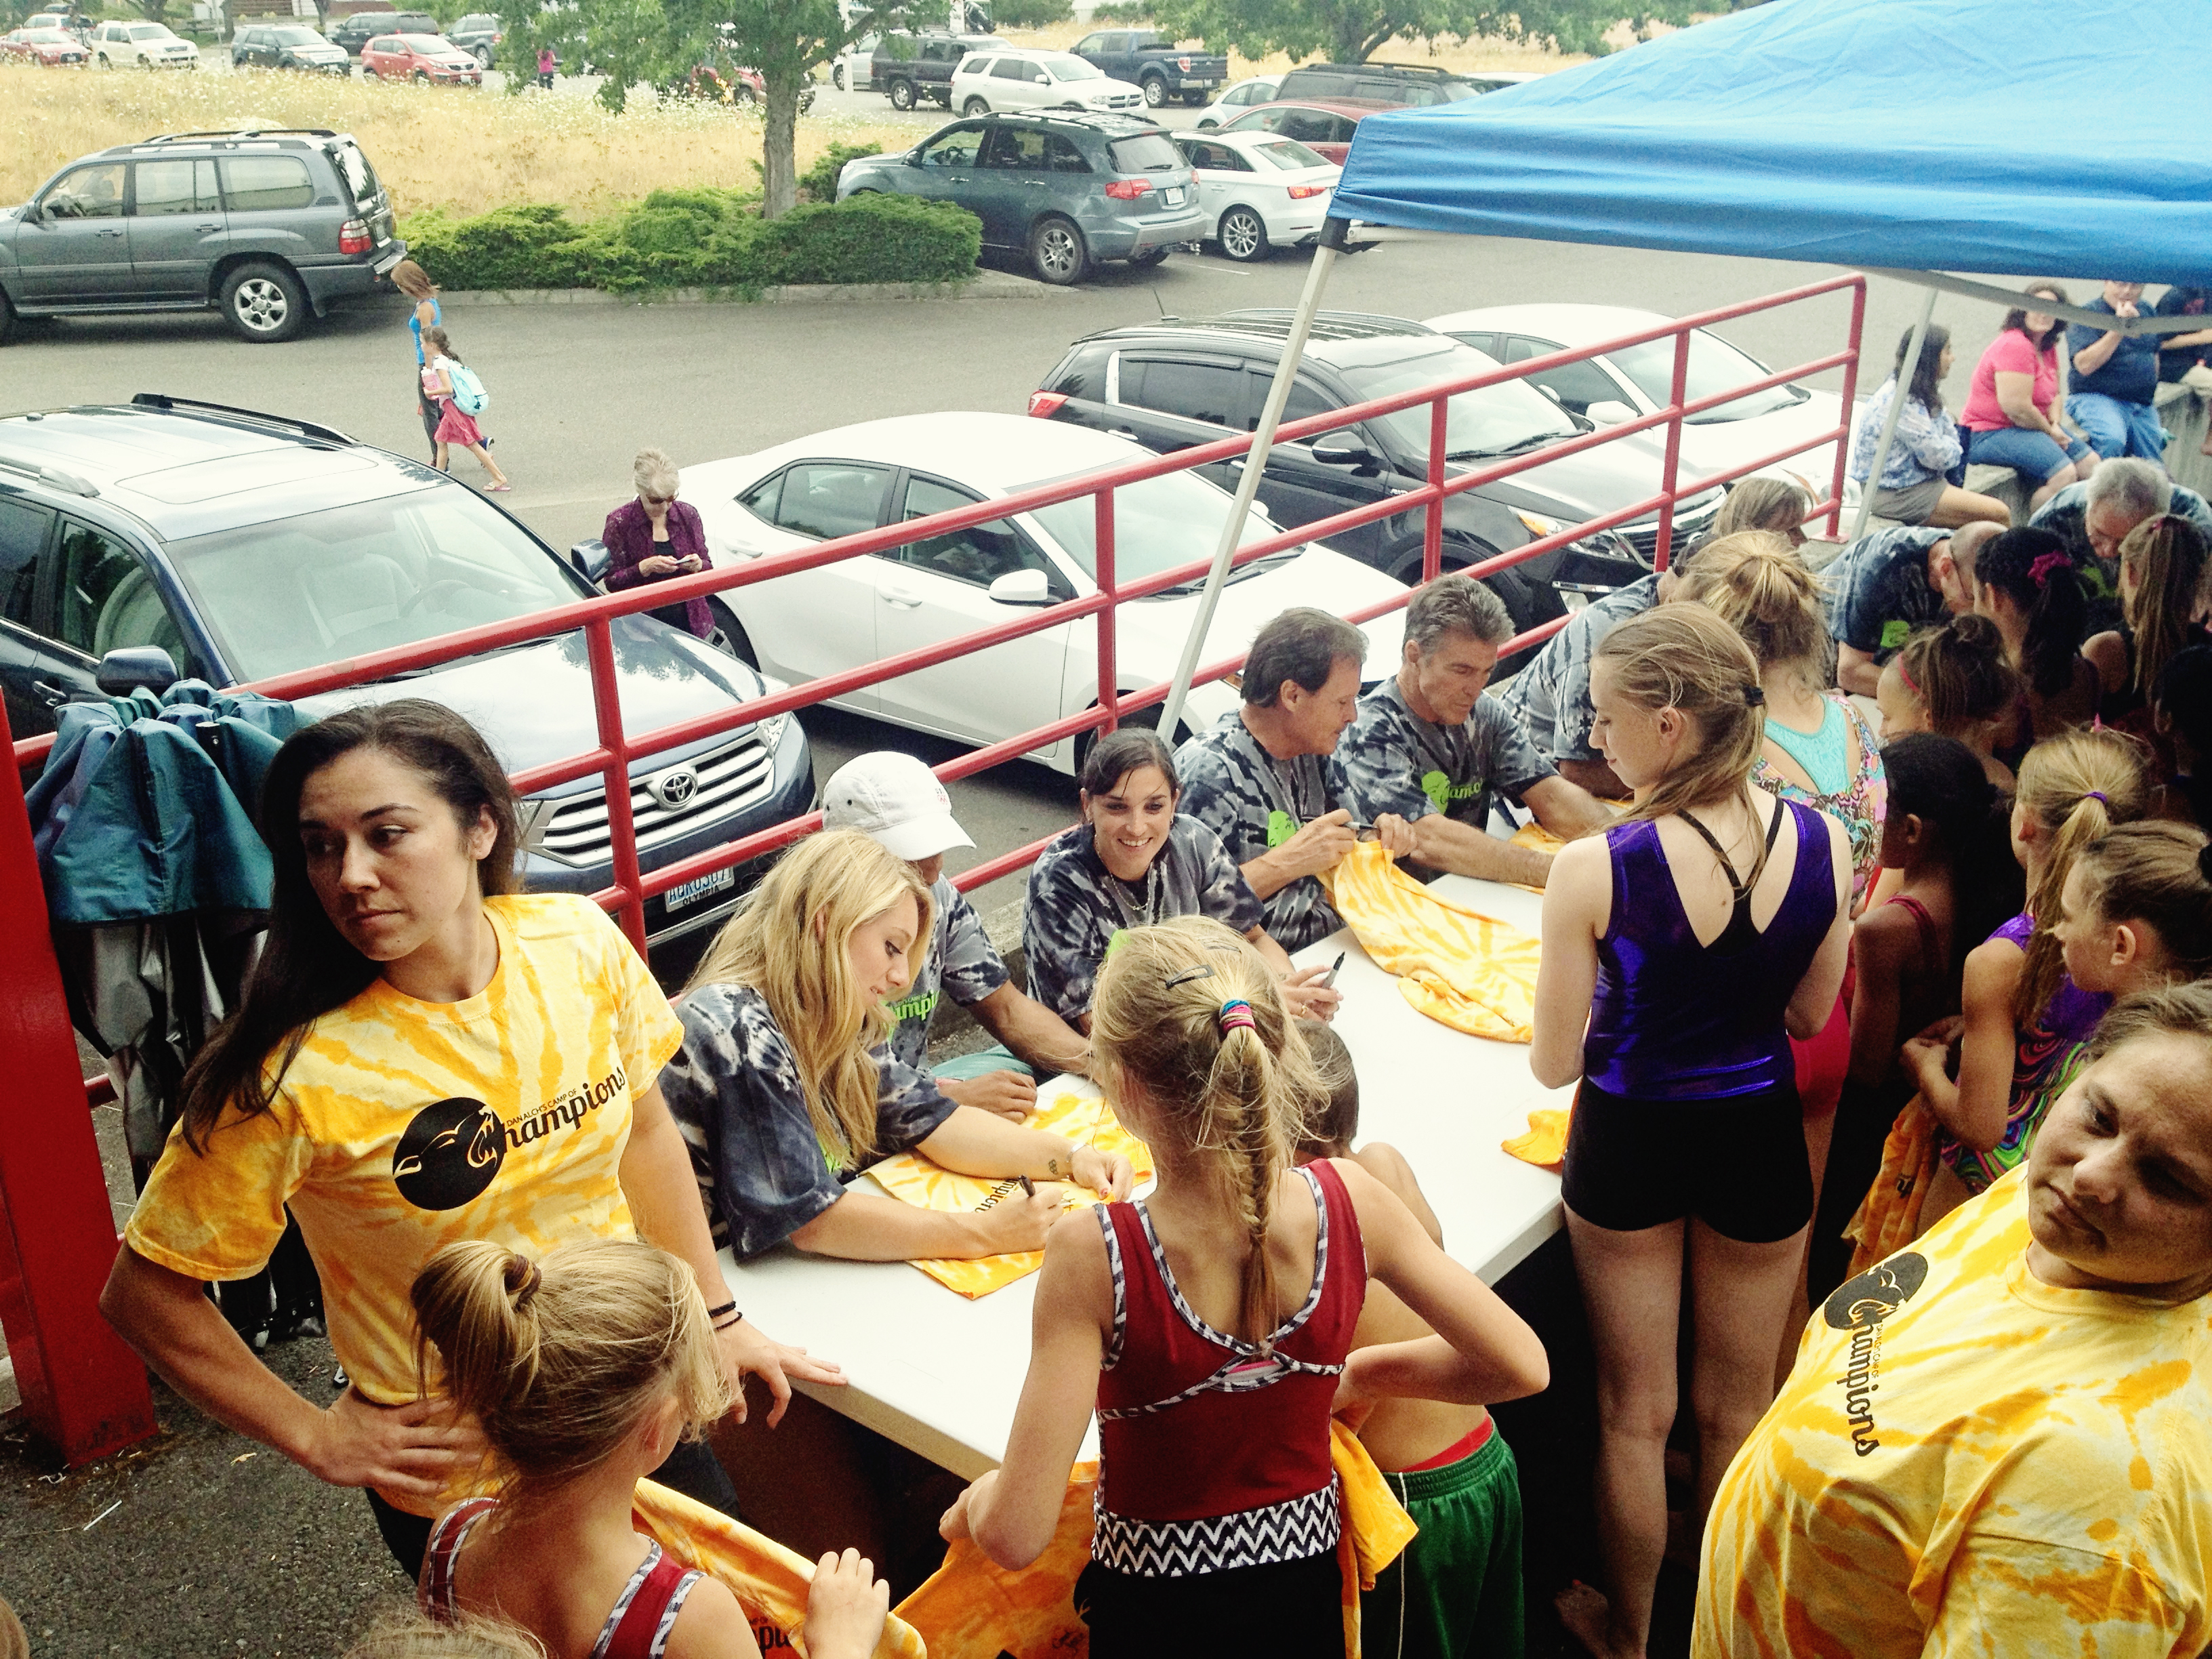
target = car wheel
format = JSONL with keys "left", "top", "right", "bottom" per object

{"left": 413, "top": 68, "right": 428, "bottom": 81}
{"left": 1216, "top": 205, "right": 1269, "bottom": 262}
{"left": 472, "top": 43, "right": 491, "bottom": 66}
{"left": 705, "top": 600, "right": 759, "bottom": 666}
{"left": 221, "top": 261, "right": 307, "bottom": 344}
{"left": 1139, "top": 73, "right": 1165, "bottom": 106}
{"left": 1381, "top": 531, "right": 1548, "bottom": 624}
{"left": 1027, "top": 216, "right": 1088, "bottom": 286}
{"left": 1130, "top": 247, "right": 1170, "bottom": 268}
{"left": 962, "top": 95, "right": 988, "bottom": 115}
{"left": 1196, "top": 114, "right": 1216, "bottom": 127}
{"left": 1181, "top": 90, "right": 1204, "bottom": 105}
{"left": 831, "top": 62, "right": 844, "bottom": 88}
{"left": 887, "top": 75, "right": 914, "bottom": 109}
{"left": 95, "top": 49, "right": 110, "bottom": 65}
{"left": 1076, "top": 701, "right": 1191, "bottom": 771}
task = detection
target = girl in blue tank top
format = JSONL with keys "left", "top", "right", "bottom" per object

{"left": 1530, "top": 605, "right": 1851, "bottom": 1659}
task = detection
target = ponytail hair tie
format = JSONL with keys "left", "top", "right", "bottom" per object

{"left": 503, "top": 1253, "right": 542, "bottom": 1310}
{"left": 2076, "top": 790, "right": 2108, "bottom": 808}
{"left": 2027, "top": 552, "right": 2071, "bottom": 588}
{"left": 1743, "top": 684, "right": 1767, "bottom": 708}
{"left": 1217, "top": 998, "right": 1256, "bottom": 1035}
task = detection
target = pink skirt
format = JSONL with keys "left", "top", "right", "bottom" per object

{"left": 433, "top": 399, "right": 484, "bottom": 447}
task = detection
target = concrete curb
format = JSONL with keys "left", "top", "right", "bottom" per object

{"left": 432, "top": 270, "right": 1063, "bottom": 306}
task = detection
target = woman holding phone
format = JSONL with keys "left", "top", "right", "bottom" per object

{"left": 603, "top": 447, "right": 713, "bottom": 638}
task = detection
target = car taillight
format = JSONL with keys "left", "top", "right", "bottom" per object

{"left": 1176, "top": 55, "right": 1189, "bottom": 70}
{"left": 1103, "top": 178, "right": 1150, "bottom": 200}
{"left": 1287, "top": 184, "right": 1329, "bottom": 199}
{"left": 339, "top": 218, "right": 371, "bottom": 253}
{"left": 1027, "top": 390, "right": 1068, "bottom": 419}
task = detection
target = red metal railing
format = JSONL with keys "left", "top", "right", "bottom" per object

{"left": 3, "top": 274, "right": 1864, "bottom": 1462}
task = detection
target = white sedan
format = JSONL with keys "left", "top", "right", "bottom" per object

{"left": 1170, "top": 128, "right": 1339, "bottom": 262}
{"left": 682, "top": 413, "right": 1408, "bottom": 771}
{"left": 949, "top": 48, "right": 1145, "bottom": 116}
{"left": 1423, "top": 304, "right": 1849, "bottom": 509}
{"left": 1196, "top": 74, "right": 1279, "bottom": 127}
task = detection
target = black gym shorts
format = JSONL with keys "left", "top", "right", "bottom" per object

{"left": 1560, "top": 1076, "right": 1814, "bottom": 1244}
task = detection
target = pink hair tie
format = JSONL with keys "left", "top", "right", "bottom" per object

{"left": 2027, "top": 552, "right": 2071, "bottom": 588}
{"left": 1217, "top": 998, "right": 1256, "bottom": 1034}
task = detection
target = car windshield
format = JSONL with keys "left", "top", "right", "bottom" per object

{"left": 24, "top": 27, "right": 69, "bottom": 40}
{"left": 270, "top": 27, "right": 321, "bottom": 43}
{"left": 1026, "top": 470, "right": 1284, "bottom": 586}
{"left": 129, "top": 24, "right": 171, "bottom": 38}
{"left": 1109, "top": 134, "right": 1180, "bottom": 173}
{"left": 1252, "top": 138, "right": 1328, "bottom": 169}
{"left": 401, "top": 34, "right": 450, "bottom": 49}
{"left": 1045, "top": 53, "right": 1100, "bottom": 79}
{"left": 1336, "top": 342, "right": 1578, "bottom": 462}
{"left": 1607, "top": 330, "right": 1805, "bottom": 423}
{"left": 163, "top": 488, "right": 588, "bottom": 681}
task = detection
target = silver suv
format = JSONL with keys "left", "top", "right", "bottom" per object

{"left": 0, "top": 127, "right": 404, "bottom": 344}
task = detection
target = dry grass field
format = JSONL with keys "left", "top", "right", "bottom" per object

{"left": 0, "top": 65, "right": 918, "bottom": 218}
{"left": 996, "top": 20, "right": 1597, "bottom": 77}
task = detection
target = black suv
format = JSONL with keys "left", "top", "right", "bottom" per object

{"left": 0, "top": 395, "right": 814, "bottom": 943}
{"left": 1031, "top": 310, "right": 1726, "bottom": 630}
{"left": 230, "top": 22, "right": 350, "bottom": 73}
{"left": 0, "top": 127, "right": 404, "bottom": 344}
{"left": 872, "top": 30, "right": 996, "bottom": 109}
{"left": 445, "top": 12, "right": 501, "bottom": 67}
{"left": 1276, "top": 60, "right": 1496, "bottom": 106}
{"left": 328, "top": 9, "right": 435, "bottom": 54}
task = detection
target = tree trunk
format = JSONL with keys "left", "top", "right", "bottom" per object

{"left": 760, "top": 67, "right": 802, "bottom": 219}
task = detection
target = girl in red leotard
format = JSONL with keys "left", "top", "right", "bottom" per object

{"left": 411, "top": 1238, "right": 888, "bottom": 1659}
{"left": 939, "top": 916, "right": 1547, "bottom": 1659}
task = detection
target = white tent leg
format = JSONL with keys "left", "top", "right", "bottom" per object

{"left": 1849, "top": 285, "right": 1938, "bottom": 545}
{"left": 1158, "top": 233, "right": 1345, "bottom": 740}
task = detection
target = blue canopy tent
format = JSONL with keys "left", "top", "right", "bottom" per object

{"left": 1160, "top": 0, "right": 2212, "bottom": 725}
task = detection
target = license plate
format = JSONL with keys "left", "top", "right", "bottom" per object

{"left": 1164, "top": 186, "right": 1184, "bottom": 206}
{"left": 665, "top": 867, "right": 736, "bottom": 913}
{"left": 1181, "top": 77, "right": 1216, "bottom": 87}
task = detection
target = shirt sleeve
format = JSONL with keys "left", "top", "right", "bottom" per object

{"left": 657, "top": 989, "right": 845, "bottom": 1260}
{"left": 124, "top": 1098, "right": 313, "bottom": 1283}
{"left": 1189, "top": 819, "right": 1264, "bottom": 935}
{"left": 1835, "top": 540, "right": 1902, "bottom": 654}
{"left": 1902, "top": 398, "right": 1962, "bottom": 473}
{"left": 869, "top": 1045, "right": 960, "bottom": 1155}
{"left": 1986, "top": 329, "right": 2038, "bottom": 380}
{"left": 1473, "top": 697, "right": 1559, "bottom": 796}
{"left": 1174, "top": 740, "right": 1261, "bottom": 865}
{"left": 1023, "top": 852, "right": 1107, "bottom": 1024}
{"left": 1334, "top": 705, "right": 1439, "bottom": 822}
{"left": 601, "top": 506, "right": 648, "bottom": 592}
{"left": 935, "top": 886, "right": 1010, "bottom": 1008}
{"left": 1921, "top": 1536, "right": 2199, "bottom": 1659}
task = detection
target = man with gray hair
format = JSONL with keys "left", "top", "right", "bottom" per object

{"left": 2030, "top": 457, "right": 2212, "bottom": 630}
{"left": 1176, "top": 607, "right": 1417, "bottom": 951}
{"left": 1337, "top": 575, "right": 1610, "bottom": 886}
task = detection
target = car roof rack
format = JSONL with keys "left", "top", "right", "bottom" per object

{"left": 1200, "top": 308, "right": 1435, "bottom": 342}
{"left": 138, "top": 127, "right": 337, "bottom": 144}
{"left": 0, "top": 449, "right": 100, "bottom": 499}
{"left": 1298, "top": 59, "right": 1462, "bottom": 79}
{"left": 128, "top": 392, "right": 358, "bottom": 447}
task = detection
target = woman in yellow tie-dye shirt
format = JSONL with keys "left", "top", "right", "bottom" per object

{"left": 1698, "top": 981, "right": 2212, "bottom": 1659}
{"left": 99, "top": 701, "right": 838, "bottom": 1580}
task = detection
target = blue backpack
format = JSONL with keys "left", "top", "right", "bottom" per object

{"left": 446, "top": 359, "right": 490, "bottom": 416}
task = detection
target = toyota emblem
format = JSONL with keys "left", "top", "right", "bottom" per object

{"left": 648, "top": 766, "right": 699, "bottom": 811}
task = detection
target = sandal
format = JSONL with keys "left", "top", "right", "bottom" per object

{"left": 487, "top": 482, "right": 513, "bottom": 493}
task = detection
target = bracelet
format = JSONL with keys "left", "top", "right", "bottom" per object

{"left": 713, "top": 1311, "right": 745, "bottom": 1332}
{"left": 703, "top": 1298, "right": 737, "bottom": 1322}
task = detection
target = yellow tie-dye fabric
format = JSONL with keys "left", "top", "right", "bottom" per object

{"left": 1324, "top": 840, "right": 1543, "bottom": 1043}
{"left": 868, "top": 1090, "right": 1154, "bottom": 1297}
{"left": 125, "top": 894, "right": 683, "bottom": 1444}
{"left": 1696, "top": 1168, "right": 2212, "bottom": 1659}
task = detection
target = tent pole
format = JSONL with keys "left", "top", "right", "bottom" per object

{"left": 1158, "top": 223, "right": 1347, "bottom": 740}
{"left": 1849, "top": 285, "right": 1937, "bottom": 545}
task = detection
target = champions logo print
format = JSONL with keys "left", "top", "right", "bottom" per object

{"left": 391, "top": 1064, "right": 629, "bottom": 1211}
{"left": 1421, "top": 769, "right": 1479, "bottom": 815}
{"left": 1820, "top": 1252, "right": 1928, "bottom": 1457}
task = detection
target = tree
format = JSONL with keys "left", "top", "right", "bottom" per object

{"left": 1147, "top": 0, "right": 1693, "bottom": 64}
{"left": 666, "top": 0, "right": 854, "bottom": 218}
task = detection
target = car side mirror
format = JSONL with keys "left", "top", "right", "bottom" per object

{"left": 569, "top": 536, "right": 612, "bottom": 586}
{"left": 905, "top": 148, "right": 924, "bottom": 166}
{"left": 1309, "top": 430, "right": 1376, "bottom": 468}
{"left": 986, "top": 568, "right": 1052, "bottom": 605}
{"left": 1585, "top": 400, "right": 1635, "bottom": 426}
{"left": 96, "top": 645, "right": 178, "bottom": 696}
{"left": 1033, "top": 72, "right": 1047, "bottom": 82}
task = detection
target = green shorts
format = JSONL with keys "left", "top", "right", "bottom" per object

{"left": 928, "top": 1043, "right": 1037, "bottom": 1083}
{"left": 1362, "top": 1428, "right": 1523, "bottom": 1659}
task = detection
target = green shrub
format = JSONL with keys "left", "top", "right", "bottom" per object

{"left": 799, "top": 142, "right": 884, "bottom": 204}
{"left": 401, "top": 202, "right": 591, "bottom": 291}
{"left": 992, "top": 0, "right": 1073, "bottom": 24}
{"left": 1088, "top": 2, "right": 1151, "bottom": 20}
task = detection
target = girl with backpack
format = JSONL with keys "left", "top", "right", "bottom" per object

{"left": 420, "top": 325, "right": 510, "bottom": 492}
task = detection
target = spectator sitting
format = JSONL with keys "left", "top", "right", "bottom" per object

{"left": 1336, "top": 574, "right": 1610, "bottom": 887}
{"left": 1174, "top": 608, "right": 1416, "bottom": 954}
{"left": 1824, "top": 520, "right": 2002, "bottom": 697}
{"left": 2030, "top": 454, "right": 2212, "bottom": 583}
{"left": 2083, "top": 513, "right": 2212, "bottom": 747}
{"left": 2066, "top": 280, "right": 2170, "bottom": 462}
{"left": 2153, "top": 645, "right": 2212, "bottom": 829}
{"left": 2154, "top": 284, "right": 2212, "bottom": 389}
{"left": 821, "top": 751, "right": 1090, "bottom": 1119}
{"left": 602, "top": 447, "right": 711, "bottom": 640}
{"left": 1959, "top": 281, "right": 2098, "bottom": 514}
{"left": 1850, "top": 325, "right": 2009, "bottom": 528}
{"left": 1492, "top": 478, "right": 1811, "bottom": 799}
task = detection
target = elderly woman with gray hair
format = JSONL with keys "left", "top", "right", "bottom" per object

{"left": 602, "top": 447, "right": 712, "bottom": 638}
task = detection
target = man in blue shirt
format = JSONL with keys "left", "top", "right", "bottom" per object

{"left": 2068, "top": 280, "right": 2169, "bottom": 462}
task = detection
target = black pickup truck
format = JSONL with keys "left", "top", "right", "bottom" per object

{"left": 1069, "top": 28, "right": 1228, "bottom": 107}
{"left": 869, "top": 29, "right": 996, "bottom": 108}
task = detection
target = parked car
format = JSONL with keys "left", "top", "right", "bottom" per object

{"left": 1170, "top": 129, "right": 1337, "bottom": 262}
{"left": 445, "top": 12, "right": 501, "bottom": 67}
{"left": 1067, "top": 27, "right": 1227, "bottom": 108}
{"left": 1423, "top": 304, "right": 1848, "bottom": 510}
{"left": 869, "top": 30, "right": 996, "bottom": 110}
{"left": 0, "top": 395, "right": 813, "bottom": 943}
{"left": 1031, "top": 310, "right": 1725, "bottom": 630}
{"left": 361, "top": 32, "right": 482, "bottom": 83}
{"left": 89, "top": 19, "right": 197, "bottom": 67}
{"left": 1210, "top": 100, "right": 1383, "bottom": 165}
{"left": 830, "top": 32, "right": 878, "bottom": 89}
{"left": 327, "top": 9, "right": 435, "bottom": 55}
{"left": 0, "top": 127, "right": 405, "bottom": 344}
{"left": 1195, "top": 74, "right": 1278, "bottom": 127}
{"left": 838, "top": 112, "right": 1206, "bottom": 287}
{"left": 949, "top": 47, "right": 1143, "bottom": 117}
{"left": 678, "top": 411, "right": 1407, "bottom": 768}
{"left": 1, "top": 24, "right": 89, "bottom": 64}
{"left": 22, "top": 12, "right": 83, "bottom": 32}
{"left": 230, "top": 22, "right": 348, "bottom": 73}
{"left": 1275, "top": 60, "right": 1501, "bottom": 106}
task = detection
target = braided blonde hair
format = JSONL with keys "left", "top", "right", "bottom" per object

{"left": 1090, "top": 916, "right": 1324, "bottom": 1350}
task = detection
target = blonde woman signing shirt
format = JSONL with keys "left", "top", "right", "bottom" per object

{"left": 100, "top": 701, "right": 834, "bottom": 1578}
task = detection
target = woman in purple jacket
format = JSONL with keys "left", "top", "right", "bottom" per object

{"left": 602, "top": 447, "right": 712, "bottom": 638}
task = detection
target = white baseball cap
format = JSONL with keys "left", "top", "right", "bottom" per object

{"left": 821, "top": 751, "right": 975, "bottom": 863}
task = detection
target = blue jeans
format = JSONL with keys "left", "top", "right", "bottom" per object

{"left": 1965, "top": 424, "right": 2093, "bottom": 483}
{"left": 2067, "top": 392, "right": 2169, "bottom": 461}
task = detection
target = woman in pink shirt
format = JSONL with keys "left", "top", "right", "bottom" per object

{"left": 1961, "top": 281, "right": 2099, "bottom": 512}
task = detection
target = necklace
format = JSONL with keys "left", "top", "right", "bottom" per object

{"left": 1103, "top": 857, "right": 1164, "bottom": 932}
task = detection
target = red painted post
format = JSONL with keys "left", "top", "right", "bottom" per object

{"left": 1095, "top": 487, "right": 1118, "bottom": 737}
{"left": 1832, "top": 279, "right": 1868, "bottom": 539}
{"left": 1653, "top": 329, "right": 1692, "bottom": 571}
{"left": 0, "top": 700, "right": 158, "bottom": 1465}
{"left": 584, "top": 618, "right": 647, "bottom": 954}
{"left": 1423, "top": 395, "right": 1448, "bottom": 582}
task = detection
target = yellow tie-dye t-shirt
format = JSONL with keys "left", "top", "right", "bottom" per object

{"left": 1696, "top": 1168, "right": 2212, "bottom": 1659}
{"left": 127, "top": 893, "right": 684, "bottom": 1413}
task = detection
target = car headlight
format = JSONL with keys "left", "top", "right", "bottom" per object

{"left": 1514, "top": 510, "right": 1561, "bottom": 542}
{"left": 749, "top": 672, "right": 792, "bottom": 754}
